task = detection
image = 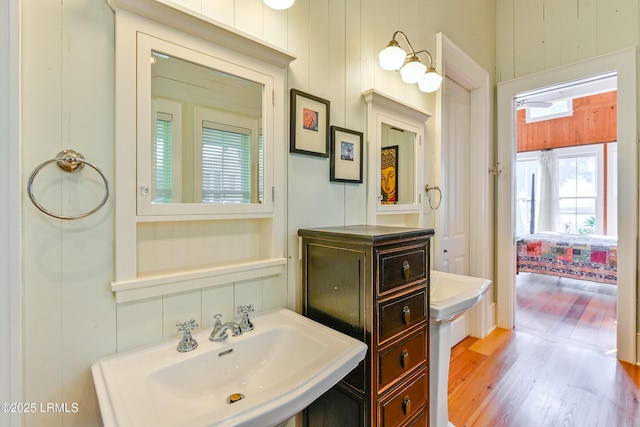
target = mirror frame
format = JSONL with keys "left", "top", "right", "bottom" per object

{"left": 110, "top": 0, "right": 296, "bottom": 302}
{"left": 136, "top": 33, "right": 274, "bottom": 216}
{"left": 363, "top": 89, "right": 431, "bottom": 226}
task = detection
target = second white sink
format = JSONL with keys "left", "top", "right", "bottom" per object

{"left": 92, "top": 308, "right": 367, "bottom": 427}
{"left": 430, "top": 270, "right": 492, "bottom": 323}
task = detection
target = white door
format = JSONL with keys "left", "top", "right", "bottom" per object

{"left": 439, "top": 77, "right": 470, "bottom": 275}
{"left": 431, "top": 33, "right": 493, "bottom": 343}
{"left": 438, "top": 77, "right": 473, "bottom": 347}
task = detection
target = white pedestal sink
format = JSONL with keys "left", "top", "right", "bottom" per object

{"left": 91, "top": 308, "right": 367, "bottom": 427}
{"left": 429, "top": 270, "right": 492, "bottom": 427}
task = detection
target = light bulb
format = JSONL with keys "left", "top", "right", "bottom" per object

{"left": 400, "top": 57, "right": 426, "bottom": 84}
{"left": 264, "top": 0, "right": 295, "bottom": 10}
{"left": 378, "top": 41, "right": 406, "bottom": 71}
{"left": 418, "top": 68, "right": 443, "bottom": 93}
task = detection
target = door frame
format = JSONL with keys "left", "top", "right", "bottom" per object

{"left": 496, "top": 48, "right": 638, "bottom": 364}
{"left": 434, "top": 33, "right": 494, "bottom": 338}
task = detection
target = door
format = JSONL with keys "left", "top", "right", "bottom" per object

{"left": 431, "top": 33, "right": 493, "bottom": 342}
{"left": 438, "top": 77, "right": 470, "bottom": 275}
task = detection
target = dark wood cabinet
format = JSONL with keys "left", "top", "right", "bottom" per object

{"left": 299, "top": 225, "right": 434, "bottom": 427}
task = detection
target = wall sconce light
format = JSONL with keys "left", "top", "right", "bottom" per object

{"left": 378, "top": 31, "right": 443, "bottom": 93}
{"left": 264, "top": 0, "right": 294, "bottom": 10}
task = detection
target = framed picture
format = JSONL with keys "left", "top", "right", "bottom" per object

{"left": 381, "top": 145, "right": 398, "bottom": 204}
{"left": 330, "top": 126, "right": 363, "bottom": 183}
{"left": 290, "top": 89, "right": 330, "bottom": 157}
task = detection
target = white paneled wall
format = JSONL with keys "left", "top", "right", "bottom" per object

{"left": 497, "top": 0, "right": 639, "bottom": 81}
{"left": 20, "top": 0, "right": 495, "bottom": 425}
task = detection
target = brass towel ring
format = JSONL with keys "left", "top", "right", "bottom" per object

{"left": 27, "top": 149, "right": 110, "bottom": 220}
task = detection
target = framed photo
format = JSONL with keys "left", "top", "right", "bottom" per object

{"left": 290, "top": 89, "right": 330, "bottom": 157}
{"left": 381, "top": 145, "right": 398, "bottom": 204}
{"left": 330, "top": 126, "right": 363, "bottom": 183}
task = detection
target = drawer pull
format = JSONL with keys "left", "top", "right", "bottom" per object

{"left": 401, "top": 349, "right": 409, "bottom": 368}
{"left": 402, "top": 260, "right": 411, "bottom": 281}
{"left": 403, "top": 396, "right": 411, "bottom": 415}
{"left": 402, "top": 305, "right": 411, "bottom": 324}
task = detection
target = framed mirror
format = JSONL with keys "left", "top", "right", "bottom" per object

{"left": 110, "top": 2, "right": 295, "bottom": 301}
{"left": 363, "top": 89, "right": 430, "bottom": 226}
{"left": 136, "top": 33, "right": 274, "bottom": 216}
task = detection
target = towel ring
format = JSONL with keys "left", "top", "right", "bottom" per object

{"left": 27, "top": 149, "right": 110, "bottom": 220}
{"left": 424, "top": 184, "right": 442, "bottom": 210}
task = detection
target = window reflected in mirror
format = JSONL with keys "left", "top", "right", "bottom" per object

{"left": 150, "top": 50, "right": 264, "bottom": 205}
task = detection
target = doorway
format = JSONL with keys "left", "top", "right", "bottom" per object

{"left": 497, "top": 49, "right": 637, "bottom": 364}
{"left": 514, "top": 75, "right": 619, "bottom": 354}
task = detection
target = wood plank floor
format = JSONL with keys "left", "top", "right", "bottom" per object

{"left": 448, "top": 273, "right": 640, "bottom": 427}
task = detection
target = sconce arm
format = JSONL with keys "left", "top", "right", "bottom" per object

{"left": 414, "top": 49, "right": 435, "bottom": 67}
{"left": 392, "top": 30, "right": 417, "bottom": 56}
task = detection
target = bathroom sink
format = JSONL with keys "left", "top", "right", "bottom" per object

{"left": 430, "top": 270, "right": 492, "bottom": 323}
{"left": 91, "top": 308, "right": 367, "bottom": 427}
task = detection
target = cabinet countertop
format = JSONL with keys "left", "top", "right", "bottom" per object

{"left": 298, "top": 225, "right": 435, "bottom": 242}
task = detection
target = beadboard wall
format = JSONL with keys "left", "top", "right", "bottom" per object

{"left": 19, "top": 0, "right": 495, "bottom": 425}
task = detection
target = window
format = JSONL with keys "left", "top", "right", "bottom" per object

{"left": 557, "top": 153, "right": 598, "bottom": 234}
{"left": 153, "top": 113, "right": 173, "bottom": 203}
{"left": 201, "top": 122, "right": 252, "bottom": 203}
{"left": 525, "top": 99, "right": 573, "bottom": 123}
{"left": 516, "top": 144, "right": 608, "bottom": 235}
{"left": 194, "top": 106, "right": 261, "bottom": 205}
{"left": 152, "top": 98, "right": 182, "bottom": 204}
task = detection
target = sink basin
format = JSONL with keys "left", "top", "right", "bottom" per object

{"left": 92, "top": 308, "right": 367, "bottom": 427}
{"left": 430, "top": 270, "right": 492, "bottom": 323}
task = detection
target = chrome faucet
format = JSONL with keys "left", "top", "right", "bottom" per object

{"left": 209, "top": 314, "right": 242, "bottom": 342}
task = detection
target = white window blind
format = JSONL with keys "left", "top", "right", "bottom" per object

{"left": 153, "top": 112, "right": 174, "bottom": 203}
{"left": 201, "top": 121, "right": 251, "bottom": 203}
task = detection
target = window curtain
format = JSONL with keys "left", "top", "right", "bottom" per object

{"left": 537, "top": 150, "right": 560, "bottom": 232}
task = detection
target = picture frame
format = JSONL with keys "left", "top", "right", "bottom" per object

{"left": 290, "top": 89, "right": 330, "bottom": 157}
{"left": 381, "top": 145, "right": 399, "bottom": 204}
{"left": 330, "top": 126, "right": 363, "bottom": 183}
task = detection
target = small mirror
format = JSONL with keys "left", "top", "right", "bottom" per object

{"left": 381, "top": 123, "right": 416, "bottom": 205}
{"left": 363, "top": 89, "right": 428, "bottom": 226}
{"left": 150, "top": 51, "right": 264, "bottom": 205}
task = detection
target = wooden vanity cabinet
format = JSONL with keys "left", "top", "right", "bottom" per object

{"left": 299, "top": 225, "right": 434, "bottom": 427}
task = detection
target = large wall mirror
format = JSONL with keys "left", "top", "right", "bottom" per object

{"left": 137, "top": 33, "right": 274, "bottom": 217}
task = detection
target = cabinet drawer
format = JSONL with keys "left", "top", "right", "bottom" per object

{"left": 378, "top": 289, "right": 427, "bottom": 343}
{"left": 379, "top": 327, "right": 427, "bottom": 390}
{"left": 378, "top": 245, "right": 427, "bottom": 294}
{"left": 379, "top": 370, "right": 427, "bottom": 427}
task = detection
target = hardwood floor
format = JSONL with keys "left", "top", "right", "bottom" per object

{"left": 448, "top": 273, "right": 640, "bottom": 427}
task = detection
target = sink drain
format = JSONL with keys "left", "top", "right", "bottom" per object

{"left": 227, "top": 393, "right": 245, "bottom": 404}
